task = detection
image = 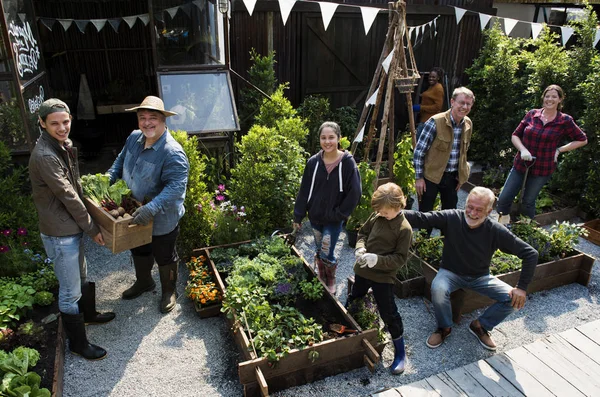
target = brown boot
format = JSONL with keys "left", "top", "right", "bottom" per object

{"left": 316, "top": 257, "right": 327, "bottom": 285}
{"left": 324, "top": 263, "right": 337, "bottom": 295}
{"left": 158, "top": 262, "right": 178, "bottom": 313}
{"left": 122, "top": 255, "right": 156, "bottom": 300}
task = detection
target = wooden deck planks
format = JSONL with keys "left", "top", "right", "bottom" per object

{"left": 505, "top": 346, "right": 586, "bottom": 397}
{"left": 375, "top": 320, "right": 600, "bottom": 397}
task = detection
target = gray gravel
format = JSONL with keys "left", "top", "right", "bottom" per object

{"left": 63, "top": 187, "right": 600, "bottom": 396}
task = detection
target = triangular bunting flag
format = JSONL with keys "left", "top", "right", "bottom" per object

{"left": 139, "top": 14, "right": 150, "bottom": 26}
{"left": 354, "top": 124, "right": 365, "bottom": 142}
{"left": 58, "top": 19, "right": 73, "bottom": 31}
{"left": 479, "top": 13, "right": 492, "bottom": 31}
{"left": 155, "top": 12, "right": 164, "bottom": 23}
{"left": 39, "top": 18, "right": 56, "bottom": 31}
{"left": 74, "top": 20, "right": 89, "bottom": 33}
{"left": 278, "top": 0, "right": 296, "bottom": 26}
{"left": 181, "top": 3, "right": 192, "bottom": 18}
{"left": 193, "top": 0, "right": 205, "bottom": 12}
{"left": 560, "top": 26, "right": 573, "bottom": 46}
{"left": 502, "top": 18, "right": 518, "bottom": 36}
{"left": 91, "top": 19, "right": 106, "bottom": 32}
{"left": 594, "top": 29, "right": 600, "bottom": 47}
{"left": 242, "top": 0, "right": 257, "bottom": 16}
{"left": 365, "top": 88, "right": 379, "bottom": 106}
{"left": 318, "top": 2, "right": 338, "bottom": 31}
{"left": 166, "top": 6, "right": 179, "bottom": 19}
{"left": 382, "top": 50, "right": 394, "bottom": 74}
{"left": 123, "top": 16, "right": 137, "bottom": 28}
{"left": 531, "top": 22, "right": 543, "bottom": 40}
{"left": 454, "top": 7, "right": 467, "bottom": 25}
{"left": 408, "top": 27, "right": 414, "bottom": 42}
{"left": 18, "top": 13, "right": 26, "bottom": 23}
{"left": 108, "top": 18, "right": 121, "bottom": 33}
{"left": 360, "top": 7, "right": 379, "bottom": 35}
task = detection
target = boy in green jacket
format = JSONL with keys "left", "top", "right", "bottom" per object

{"left": 349, "top": 183, "right": 412, "bottom": 374}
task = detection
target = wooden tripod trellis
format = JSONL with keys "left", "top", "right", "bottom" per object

{"left": 350, "top": 1, "right": 419, "bottom": 186}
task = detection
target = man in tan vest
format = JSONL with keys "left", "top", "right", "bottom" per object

{"left": 413, "top": 87, "right": 475, "bottom": 219}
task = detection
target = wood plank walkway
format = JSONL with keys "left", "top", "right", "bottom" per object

{"left": 373, "top": 319, "right": 600, "bottom": 397}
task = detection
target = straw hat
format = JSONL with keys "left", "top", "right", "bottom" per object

{"left": 126, "top": 96, "right": 177, "bottom": 117}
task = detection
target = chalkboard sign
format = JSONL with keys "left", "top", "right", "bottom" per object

{"left": 3, "top": 0, "right": 46, "bottom": 87}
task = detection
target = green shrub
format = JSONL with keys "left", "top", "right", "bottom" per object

{"left": 0, "top": 282, "right": 35, "bottom": 329}
{"left": 238, "top": 49, "right": 277, "bottom": 132}
{"left": 393, "top": 133, "right": 416, "bottom": 197}
{"left": 171, "top": 131, "right": 214, "bottom": 256}
{"left": 346, "top": 162, "right": 376, "bottom": 232}
{"left": 33, "top": 291, "right": 53, "bottom": 307}
{"left": 298, "top": 95, "right": 332, "bottom": 154}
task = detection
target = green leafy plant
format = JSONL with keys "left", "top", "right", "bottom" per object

{"left": 299, "top": 278, "right": 324, "bottom": 301}
{"left": 412, "top": 231, "right": 444, "bottom": 267}
{"left": 346, "top": 292, "right": 385, "bottom": 342}
{"left": 32, "top": 291, "right": 53, "bottom": 307}
{"left": 535, "top": 188, "right": 554, "bottom": 214}
{"left": 393, "top": 133, "right": 416, "bottom": 198}
{"left": 548, "top": 221, "right": 587, "bottom": 259}
{"left": 509, "top": 217, "right": 552, "bottom": 263}
{"left": 346, "top": 162, "right": 377, "bottom": 232}
{"left": 171, "top": 131, "right": 214, "bottom": 256}
{"left": 490, "top": 250, "right": 522, "bottom": 275}
{"left": 396, "top": 253, "right": 423, "bottom": 281}
{"left": 0, "top": 282, "right": 36, "bottom": 329}
{"left": 0, "top": 346, "right": 50, "bottom": 397}
{"left": 208, "top": 184, "right": 252, "bottom": 246}
{"left": 16, "top": 321, "right": 46, "bottom": 347}
{"left": 482, "top": 166, "right": 508, "bottom": 188}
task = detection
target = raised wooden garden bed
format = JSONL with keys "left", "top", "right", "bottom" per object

{"left": 53, "top": 316, "right": 65, "bottom": 397}
{"left": 193, "top": 241, "right": 384, "bottom": 396}
{"left": 582, "top": 219, "right": 600, "bottom": 246}
{"left": 83, "top": 197, "right": 153, "bottom": 253}
{"left": 420, "top": 249, "right": 596, "bottom": 315}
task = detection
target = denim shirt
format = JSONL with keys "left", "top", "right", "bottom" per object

{"left": 108, "top": 129, "right": 189, "bottom": 236}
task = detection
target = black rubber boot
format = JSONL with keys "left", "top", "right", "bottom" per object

{"left": 79, "top": 282, "right": 116, "bottom": 325}
{"left": 61, "top": 312, "right": 107, "bottom": 360}
{"left": 158, "top": 262, "right": 178, "bottom": 313}
{"left": 122, "top": 255, "right": 156, "bottom": 300}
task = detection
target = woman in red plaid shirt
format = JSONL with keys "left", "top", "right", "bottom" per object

{"left": 497, "top": 85, "right": 587, "bottom": 219}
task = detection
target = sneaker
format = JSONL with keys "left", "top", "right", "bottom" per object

{"left": 426, "top": 327, "right": 451, "bottom": 349}
{"left": 469, "top": 320, "right": 497, "bottom": 351}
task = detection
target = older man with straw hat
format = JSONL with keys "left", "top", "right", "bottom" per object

{"left": 108, "top": 96, "right": 189, "bottom": 313}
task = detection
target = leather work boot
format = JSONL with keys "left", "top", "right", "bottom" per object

{"left": 61, "top": 312, "right": 107, "bottom": 360}
{"left": 469, "top": 319, "right": 497, "bottom": 351}
{"left": 158, "top": 262, "right": 178, "bottom": 313}
{"left": 122, "top": 255, "right": 156, "bottom": 300}
{"left": 426, "top": 327, "right": 451, "bottom": 349}
{"left": 79, "top": 281, "right": 116, "bottom": 325}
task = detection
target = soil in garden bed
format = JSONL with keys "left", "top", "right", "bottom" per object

{"left": 294, "top": 295, "right": 354, "bottom": 340}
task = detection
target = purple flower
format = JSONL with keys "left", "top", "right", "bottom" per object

{"left": 216, "top": 194, "right": 225, "bottom": 202}
{"left": 240, "top": 206, "right": 246, "bottom": 212}
{"left": 196, "top": 203, "right": 203, "bottom": 212}
{"left": 17, "top": 228, "right": 27, "bottom": 236}
{"left": 0, "top": 246, "right": 10, "bottom": 253}
{"left": 218, "top": 184, "right": 226, "bottom": 192}
{"left": 210, "top": 201, "right": 216, "bottom": 210}
{"left": 2, "top": 229, "right": 12, "bottom": 236}
{"left": 232, "top": 205, "right": 237, "bottom": 212}
{"left": 275, "top": 282, "right": 292, "bottom": 295}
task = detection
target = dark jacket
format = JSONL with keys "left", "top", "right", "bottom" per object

{"left": 353, "top": 212, "right": 413, "bottom": 284}
{"left": 29, "top": 131, "right": 100, "bottom": 238}
{"left": 293, "top": 150, "right": 361, "bottom": 225}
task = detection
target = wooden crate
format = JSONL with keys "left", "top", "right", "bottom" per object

{"left": 83, "top": 197, "right": 153, "bottom": 253}
{"left": 582, "top": 219, "right": 600, "bottom": 246}
{"left": 195, "top": 241, "right": 384, "bottom": 396}
{"left": 420, "top": 249, "right": 596, "bottom": 315}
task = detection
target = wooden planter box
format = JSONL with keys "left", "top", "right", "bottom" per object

{"left": 52, "top": 316, "right": 65, "bottom": 397}
{"left": 420, "top": 249, "right": 596, "bottom": 315}
{"left": 193, "top": 301, "right": 222, "bottom": 318}
{"left": 83, "top": 197, "right": 153, "bottom": 253}
{"left": 582, "top": 219, "right": 600, "bottom": 246}
{"left": 194, "top": 241, "right": 384, "bottom": 396}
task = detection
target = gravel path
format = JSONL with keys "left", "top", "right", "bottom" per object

{"left": 63, "top": 188, "right": 600, "bottom": 396}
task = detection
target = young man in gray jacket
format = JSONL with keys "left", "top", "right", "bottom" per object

{"left": 29, "top": 98, "right": 114, "bottom": 360}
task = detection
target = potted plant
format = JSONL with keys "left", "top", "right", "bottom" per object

{"left": 346, "top": 162, "right": 376, "bottom": 247}
{"left": 393, "top": 133, "right": 416, "bottom": 210}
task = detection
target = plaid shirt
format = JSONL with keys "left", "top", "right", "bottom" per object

{"left": 513, "top": 109, "right": 587, "bottom": 177}
{"left": 414, "top": 113, "right": 463, "bottom": 180}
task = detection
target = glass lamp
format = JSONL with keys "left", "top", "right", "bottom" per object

{"left": 218, "top": 0, "right": 229, "bottom": 14}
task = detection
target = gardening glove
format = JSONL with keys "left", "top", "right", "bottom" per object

{"left": 354, "top": 247, "right": 366, "bottom": 259}
{"left": 131, "top": 205, "right": 153, "bottom": 226}
{"left": 520, "top": 148, "right": 533, "bottom": 161}
{"left": 412, "top": 104, "right": 421, "bottom": 112}
{"left": 359, "top": 253, "right": 378, "bottom": 268}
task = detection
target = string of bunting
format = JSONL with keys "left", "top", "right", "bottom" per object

{"left": 36, "top": 0, "right": 600, "bottom": 48}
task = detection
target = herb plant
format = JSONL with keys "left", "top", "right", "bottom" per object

{"left": 299, "top": 278, "right": 324, "bottom": 301}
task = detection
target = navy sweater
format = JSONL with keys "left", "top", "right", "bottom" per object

{"left": 294, "top": 150, "right": 361, "bottom": 225}
{"left": 403, "top": 209, "right": 538, "bottom": 291}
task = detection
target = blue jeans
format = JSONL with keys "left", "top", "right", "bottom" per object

{"left": 41, "top": 233, "right": 84, "bottom": 315}
{"left": 310, "top": 221, "right": 343, "bottom": 266}
{"left": 430, "top": 268, "right": 515, "bottom": 331}
{"left": 349, "top": 274, "right": 403, "bottom": 339}
{"left": 497, "top": 167, "right": 551, "bottom": 219}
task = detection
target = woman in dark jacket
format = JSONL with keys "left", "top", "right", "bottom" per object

{"left": 293, "top": 122, "right": 361, "bottom": 294}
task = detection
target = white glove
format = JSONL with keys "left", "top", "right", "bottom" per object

{"left": 520, "top": 148, "right": 533, "bottom": 161}
{"left": 359, "top": 253, "right": 378, "bottom": 268}
{"left": 354, "top": 247, "right": 366, "bottom": 259}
